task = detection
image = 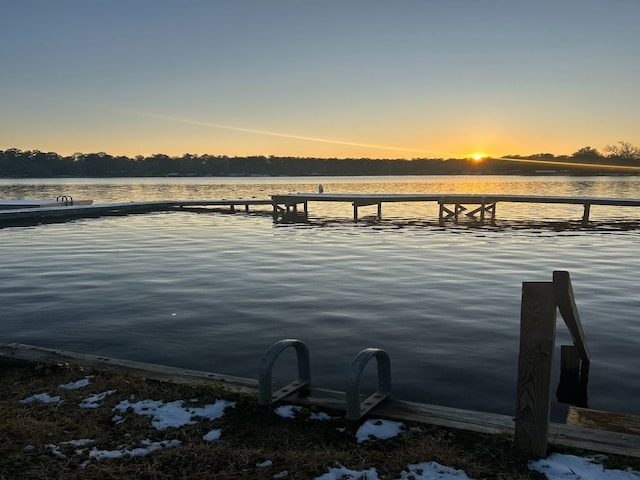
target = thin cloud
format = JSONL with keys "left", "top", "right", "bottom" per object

{"left": 119, "top": 109, "right": 458, "bottom": 157}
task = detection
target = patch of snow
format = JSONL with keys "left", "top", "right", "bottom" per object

{"left": 309, "top": 411, "right": 341, "bottom": 421}
{"left": 79, "top": 390, "right": 116, "bottom": 408}
{"left": 399, "top": 462, "right": 474, "bottom": 479}
{"left": 59, "top": 376, "right": 93, "bottom": 390}
{"left": 113, "top": 398, "right": 235, "bottom": 430}
{"left": 529, "top": 453, "right": 640, "bottom": 480}
{"left": 88, "top": 439, "right": 181, "bottom": 460}
{"left": 274, "top": 405, "right": 303, "bottom": 418}
{"left": 355, "top": 419, "right": 404, "bottom": 444}
{"left": 203, "top": 429, "right": 222, "bottom": 442}
{"left": 20, "top": 393, "right": 62, "bottom": 404}
{"left": 61, "top": 439, "right": 94, "bottom": 447}
{"left": 46, "top": 444, "right": 67, "bottom": 460}
{"left": 314, "top": 465, "right": 380, "bottom": 479}
{"left": 257, "top": 460, "right": 273, "bottom": 467}
{"left": 273, "top": 470, "right": 289, "bottom": 478}
{"left": 111, "top": 414, "right": 124, "bottom": 424}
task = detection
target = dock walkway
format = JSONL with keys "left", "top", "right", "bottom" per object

{"left": 271, "top": 193, "right": 640, "bottom": 224}
{"left": 3, "top": 194, "right": 640, "bottom": 226}
{"left": 0, "top": 199, "right": 273, "bottom": 227}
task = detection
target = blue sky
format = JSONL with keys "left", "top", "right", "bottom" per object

{"left": 1, "top": 0, "right": 639, "bottom": 158}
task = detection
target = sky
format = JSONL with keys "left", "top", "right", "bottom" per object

{"left": 1, "top": 1, "right": 639, "bottom": 160}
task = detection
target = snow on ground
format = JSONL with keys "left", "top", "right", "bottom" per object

{"left": 356, "top": 419, "right": 405, "bottom": 444}
{"left": 113, "top": 398, "right": 235, "bottom": 430}
{"left": 529, "top": 453, "right": 640, "bottom": 480}
{"left": 202, "top": 428, "right": 222, "bottom": 442}
{"left": 20, "top": 392, "right": 62, "bottom": 404}
{"left": 16, "top": 382, "right": 640, "bottom": 479}
{"left": 59, "top": 375, "right": 93, "bottom": 390}
{"left": 88, "top": 439, "right": 182, "bottom": 460}
{"left": 79, "top": 389, "right": 116, "bottom": 408}
{"left": 275, "top": 405, "right": 303, "bottom": 418}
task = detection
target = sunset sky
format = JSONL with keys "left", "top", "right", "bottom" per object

{"left": 1, "top": 1, "right": 639, "bottom": 159}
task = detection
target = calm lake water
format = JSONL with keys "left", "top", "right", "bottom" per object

{"left": 1, "top": 175, "right": 639, "bottom": 420}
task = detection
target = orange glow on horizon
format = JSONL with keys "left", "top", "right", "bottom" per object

{"left": 470, "top": 153, "right": 488, "bottom": 162}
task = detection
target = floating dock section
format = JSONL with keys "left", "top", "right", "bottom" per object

{"left": 0, "top": 199, "right": 273, "bottom": 227}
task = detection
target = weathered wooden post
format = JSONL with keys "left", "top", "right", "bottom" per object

{"left": 513, "top": 282, "right": 557, "bottom": 459}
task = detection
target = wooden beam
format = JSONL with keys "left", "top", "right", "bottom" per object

{"left": 553, "top": 271, "right": 590, "bottom": 364}
{"left": 567, "top": 406, "right": 640, "bottom": 436}
{"left": 513, "top": 282, "right": 557, "bottom": 459}
{"left": 582, "top": 203, "right": 591, "bottom": 225}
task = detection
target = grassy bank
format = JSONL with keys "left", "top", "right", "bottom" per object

{"left": 1, "top": 361, "right": 637, "bottom": 479}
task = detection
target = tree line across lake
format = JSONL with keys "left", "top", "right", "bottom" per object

{"left": 1, "top": 142, "right": 639, "bottom": 178}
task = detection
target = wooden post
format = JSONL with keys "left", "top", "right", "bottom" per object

{"left": 353, "top": 203, "right": 358, "bottom": 221}
{"left": 513, "top": 282, "right": 556, "bottom": 459}
{"left": 438, "top": 201, "right": 444, "bottom": 226}
{"left": 377, "top": 202, "right": 382, "bottom": 220}
{"left": 582, "top": 203, "right": 591, "bottom": 226}
{"left": 552, "top": 271, "right": 590, "bottom": 364}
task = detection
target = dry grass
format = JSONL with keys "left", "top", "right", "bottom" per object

{"left": 0, "top": 362, "right": 635, "bottom": 479}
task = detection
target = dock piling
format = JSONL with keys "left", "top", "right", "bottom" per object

{"left": 513, "top": 271, "right": 592, "bottom": 459}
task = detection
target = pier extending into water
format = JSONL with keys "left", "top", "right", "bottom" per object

{"left": 0, "top": 199, "right": 273, "bottom": 227}
{"left": 272, "top": 193, "right": 640, "bottom": 225}
{"left": 3, "top": 193, "right": 640, "bottom": 227}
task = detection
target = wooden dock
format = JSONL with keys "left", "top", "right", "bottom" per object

{"left": 1, "top": 343, "right": 638, "bottom": 458}
{"left": 271, "top": 193, "right": 640, "bottom": 225}
{"left": 0, "top": 199, "right": 274, "bottom": 227}
{"left": 3, "top": 193, "right": 640, "bottom": 227}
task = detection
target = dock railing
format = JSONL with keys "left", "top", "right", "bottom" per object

{"left": 513, "top": 270, "right": 591, "bottom": 458}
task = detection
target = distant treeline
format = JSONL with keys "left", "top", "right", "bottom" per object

{"left": 1, "top": 144, "right": 639, "bottom": 177}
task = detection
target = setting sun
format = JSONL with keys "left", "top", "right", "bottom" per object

{"left": 470, "top": 153, "right": 487, "bottom": 162}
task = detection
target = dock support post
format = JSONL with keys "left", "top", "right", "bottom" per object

{"left": 513, "top": 282, "right": 556, "bottom": 459}
{"left": 353, "top": 204, "right": 358, "bottom": 221}
{"left": 582, "top": 204, "right": 591, "bottom": 226}
{"left": 377, "top": 202, "right": 382, "bottom": 220}
{"left": 304, "top": 201, "right": 308, "bottom": 215}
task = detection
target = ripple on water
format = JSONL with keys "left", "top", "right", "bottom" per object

{"left": 1, "top": 207, "right": 639, "bottom": 417}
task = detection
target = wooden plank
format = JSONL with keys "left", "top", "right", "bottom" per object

{"left": 272, "top": 193, "right": 640, "bottom": 207}
{"left": 567, "top": 406, "right": 640, "bottom": 436}
{"left": 548, "top": 422, "right": 640, "bottom": 458}
{"left": 0, "top": 343, "right": 258, "bottom": 395}
{"left": 553, "top": 271, "right": 590, "bottom": 363}
{"left": 288, "top": 393, "right": 640, "bottom": 457}
{"left": 513, "top": 282, "right": 557, "bottom": 459}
